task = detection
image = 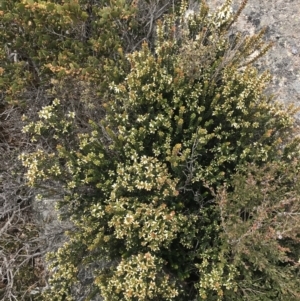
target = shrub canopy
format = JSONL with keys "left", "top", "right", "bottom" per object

{"left": 1, "top": 0, "right": 299, "bottom": 300}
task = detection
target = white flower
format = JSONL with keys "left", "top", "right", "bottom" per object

{"left": 67, "top": 111, "right": 75, "bottom": 119}
{"left": 184, "top": 9, "right": 195, "bottom": 22}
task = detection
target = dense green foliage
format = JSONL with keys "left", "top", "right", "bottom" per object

{"left": 1, "top": 0, "right": 300, "bottom": 300}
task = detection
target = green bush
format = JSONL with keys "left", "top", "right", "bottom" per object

{"left": 19, "top": 0, "right": 300, "bottom": 300}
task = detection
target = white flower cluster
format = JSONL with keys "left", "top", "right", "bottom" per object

{"left": 98, "top": 253, "right": 178, "bottom": 301}
{"left": 211, "top": 0, "right": 233, "bottom": 28}
{"left": 22, "top": 98, "right": 75, "bottom": 143}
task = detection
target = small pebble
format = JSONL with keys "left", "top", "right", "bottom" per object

{"left": 291, "top": 47, "right": 298, "bottom": 55}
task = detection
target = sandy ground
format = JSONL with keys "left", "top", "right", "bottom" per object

{"left": 207, "top": 0, "right": 300, "bottom": 111}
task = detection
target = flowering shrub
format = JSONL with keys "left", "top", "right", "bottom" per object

{"left": 19, "top": 0, "right": 300, "bottom": 300}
